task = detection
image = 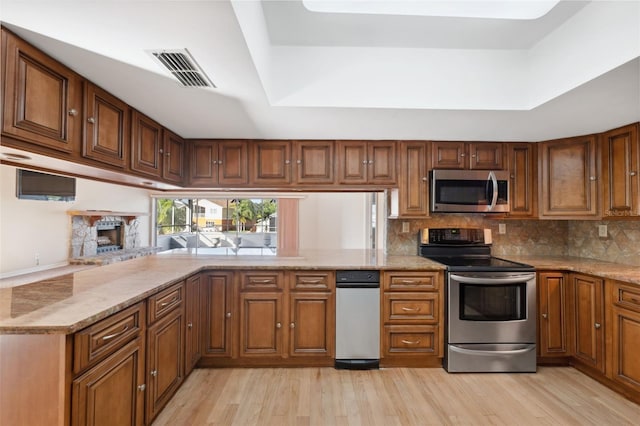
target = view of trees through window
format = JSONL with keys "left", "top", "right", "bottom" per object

{"left": 155, "top": 198, "right": 278, "bottom": 255}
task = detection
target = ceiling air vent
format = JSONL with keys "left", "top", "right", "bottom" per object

{"left": 148, "top": 49, "right": 215, "bottom": 88}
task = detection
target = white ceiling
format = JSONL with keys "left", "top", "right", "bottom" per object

{"left": 1, "top": 0, "right": 639, "bottom": 142}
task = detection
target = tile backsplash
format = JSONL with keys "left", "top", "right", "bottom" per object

{"left": 387, "top": 214, "right": 640, "bottom": 267}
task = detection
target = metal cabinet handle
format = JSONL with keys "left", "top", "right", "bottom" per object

{"left": 542, "top": 313, "right": 548, "bottom": 319}
{"left": 460, "top": 153, "right": 465, "bottom": 157}
{"left": 285, "top": 160, "right": 291, "bottom": 165}
{"left": 68, "top": 108, "right": 78, "bottom": 116}
{"left": 401, "top": 280, "right": 418, "bottom": 284}
{"left": 150, "top": 370, "right": 158, "bottom": 377}
{"left": 165, "top": 152, "right": 171, "bottom": 157}
{"left": 276, "top": 322, "right": 282, "bottom": 329}
{"left": 590, "top": 176, "right": 597, "bottom": 181}
{"left": 87, "top": 117, "right": 95, "bottom": 124}
{"left": 362, "top": 160, "right": 368, "bottom": 164}
{"left": 137, "top": 384, "right": 146, "bottom": 392}
{"left": 368, "top": 160, "right": 373, "bottom": 164}
{"left": 160, "top": 296, "right": 177, "bottom": 308}
{"left": 251, "top": 279, "right": 273, "bottom": 283}
{"left": 290, "top": 322, "right": 295, "bottom": 328}
{"left": 401, "top": 339, "right": 421, "bottom": 345}
{"left": 401, "top": 306, "right": 420, "bottom": 312}
{"left": 510, "top": 174, "right": 515, "bottom": 179}
{"left": 421, "top": 177, "right": 428, "bottom": 182}
{"left": 226, "top": 312, "right": 232, "bottom": 318}
{"left": 594, "top": 323, "right": 601, "bottom": 329}
{"left": 187, "top": 322, "right": 193, "bottom": 329}
{"left": 299, "top": 278, "right": 322, "bottom": 284}
{"left": 631, "top": 171, "right": 637, "bottom": 176}
{"left": 102, "top": 325, "right": 129, "bottom": 341}
{"left": 297, "top": 160, "right": 302, "bottom": 164}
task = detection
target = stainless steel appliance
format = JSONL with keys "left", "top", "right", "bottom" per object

{"left": 430, "top": 169, "right": 510, "bottom": 213}
{"left": 419, "top": 228, "right": 536, "bottom": 373}
{"left": 335, "top": 270, "right": 380, "bottom": 369}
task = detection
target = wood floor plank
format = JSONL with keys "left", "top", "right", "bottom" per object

{"left": 153, "top": 367, "right": 640, "bottom": 426}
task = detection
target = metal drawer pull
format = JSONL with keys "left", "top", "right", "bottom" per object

{"left": 160, "top": 296, "right": 178, "bottom": 308}
{"left": 102, "top": 325, "right": 129, "bottom": 341}
{"left": 401, "top": 339, "right": 421, "bottom": 345}
{"left": 401, "top": 306, "right": 420, "bottom": 312}
{"left": 401, "top": 280, "right": 419, "bottom": 284}
{"left": 251, "top": 279, "right": 274, "bottom": 283}
{"left": 299, "top": 278, "right": 322, "bottom": 284}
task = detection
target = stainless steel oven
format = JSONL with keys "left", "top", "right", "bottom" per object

{"left": 446, "top": 271, "right": 536, "bottom": 372}
{"left": 419, "top": 227, "right": 537, "bottom": 373}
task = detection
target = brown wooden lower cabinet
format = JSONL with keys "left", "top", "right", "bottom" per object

{"left": 202, "top": 271, "right": 234, "bottom": 358}
{"left": 537, "top": 272, "right": 571, "bottom": 358}
{"left": 572, "top": 273, "right": 605, "bottom": 373}
{"left": 239, "top": 291, "right": 284, "bottom": 357}
{"left": 71, "top": 336, "right": 146, "bottom": 426}
{"left": 289, "top": 291, "right": 334, "bottom": 357}
{"left": 609, "top": 281, "right": 640, "bottom": 395}
{"left": 383, "top": 324, "right": 439, "bottom": 357}
{"left": 184, "top": 274, "right": 204, "bottom": 375}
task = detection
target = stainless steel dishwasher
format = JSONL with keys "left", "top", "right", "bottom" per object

{"left": 335, "top": 270, "right": 380, "bottom": 369}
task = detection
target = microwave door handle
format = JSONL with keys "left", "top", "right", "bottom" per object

{"left": 487, "top": 171, "right": 498, "bottom": 211}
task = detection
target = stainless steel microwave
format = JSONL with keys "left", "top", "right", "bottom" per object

{"left": 430, "top": 169, "right": 510, "bottom": 213}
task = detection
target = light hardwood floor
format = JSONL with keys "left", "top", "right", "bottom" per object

{"left": 153, "top": 367, "right": 640, "bottom": 425}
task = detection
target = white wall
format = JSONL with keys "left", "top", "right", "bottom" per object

{"left": 0, "top": 165, "right": 152, "bottom": 276}
{"left": 298, "top": 192, "right": 370, "bottom": 250}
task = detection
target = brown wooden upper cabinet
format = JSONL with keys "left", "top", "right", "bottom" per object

{"left": 336, "top": 140, "right": 396, "bottom": 185}
{"left": 188, "top": 139, "right": 249, "bottom": 187}
{"left": 162, "top": 129, "right": 185, "bottom": 184}
{"left": 2, "top": 28, "right": 82, "bottom": 153}
{"left": 294, "top": 140, "right": 334, "bottom": 184}
{"left": 131, "top": 110, "right": 164, "bottom": 178}
{"left": 539, "top": 135, "right": 600, "bottom": 218}
{"left": 397, "top": 141, "right": 430, "bottom": 218}
{"left": 82, "top": 83, "right": 129, "bottom": 169}
{"left": 506, "top": 143, "right": 536, "bottom": 218}
{"left": 431, "top": 141, "right": 504, "bottom": 170}
{"left": 251, "top": 140, "right": 292, "bottom": 185}
{"left": 601, "top": 123, "right": 639, "bottom": 218}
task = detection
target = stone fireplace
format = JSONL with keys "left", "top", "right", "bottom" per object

{"left": 68, "top": 210, "right": 152, "bottom": 263}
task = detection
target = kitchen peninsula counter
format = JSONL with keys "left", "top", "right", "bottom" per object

{"left": 0, "top": 250, "right": 444, "bottom": 334}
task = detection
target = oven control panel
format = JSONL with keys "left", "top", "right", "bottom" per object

{"left": 420, "top": 228, "right": 492, "bottom": 245}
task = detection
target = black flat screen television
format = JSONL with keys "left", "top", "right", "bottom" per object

{"left": 16, "top": 169, "right": 76, "bottom": 201}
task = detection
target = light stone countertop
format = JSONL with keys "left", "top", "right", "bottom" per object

{"left": 2, "top": 250, "right": 638, "bottom": 335}
{"left": 0, "top": 250, "right": 444, "bottom": 334}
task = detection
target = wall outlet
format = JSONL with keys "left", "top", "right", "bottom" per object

{"left": 498, "top": 223, "right": 506, "bottom": 234}
{"left": 402, "top": 222, "right": 410, "bottom": 233}
{"left": 598, "top": 225, "right": 608, "bottom": 238}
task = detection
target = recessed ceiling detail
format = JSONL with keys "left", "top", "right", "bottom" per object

{"left": 302, "top": 0, "right": 560, "bottom": 20}
{"left": 148, "top": 49, "right": 215, "bottom": 88}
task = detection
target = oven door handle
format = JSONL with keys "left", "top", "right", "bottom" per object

{"left": 450, "top": 345, "right": 536, "bottom": 356}
{"left": 450, "top": 273, "right": 536, "bottom": 285}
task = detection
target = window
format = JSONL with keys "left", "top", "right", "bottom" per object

{"left": 153, "top": 197, "right": 279, "bottom": 255}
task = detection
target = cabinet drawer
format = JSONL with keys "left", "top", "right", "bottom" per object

{"left": 241, "top": 272, "right": 283, "bottom": 291}
{"left": 148, "top": 282, "right": 183, "bottom": 324}
{"left": 383, "top": 325, "right": 438, "bottom": 356}
{"left": 614, "top": 282, "right": 640, "bottom": 313}
{"left": 383, "top": 293, "right": 438, "bottom": 323}
{"left": 383, "top": 271, "right": 439, "bottom": 291}
{"left": 290, "top": 271, "right": 334, "bottom": 291}
{"left": 73, "top": 302, "right": 145, "bottom": 374}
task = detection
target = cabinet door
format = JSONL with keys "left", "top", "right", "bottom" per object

{"left": 602, "top": 123, "right": 639, "bottom": 217}
{"left": 203, "top": 272, "right": 234, "bottom": 358}
{"left": 507, "top": 143, "right": 536, "bottom": 217}
{"left": 294, "top": 140, "right": 334, "bottom": 184}
{"left": 252, "top": 140, "right": 291, "bottom": 185}
{"left": 538, "top": 272, "right": 570, "bottom": 357}
{"left": 431, "top": 141, "right": 466, "bottom": 169}
{"left": 337, "top": 140, "right": 368, "bottom": 184}
{"left": 397, "top": 141, "right": 430, "bottom": 218}
{"left": 469, "top": 142, "right": 504, "bottom": 170}
{"left": 131, "top": 110, "right": 163, "bottom": 177}
{"left": 189, "top": 139, "right": 217, "bottom": 186}
{"left": 162, "top": 129, "right": 185, "bottom": 184}
{"left": 82, "top": 83, "right": 129, "bottom": 168}
{"left": 185, "top": 274, "right": 203, "bottom": 375}
{"left": 239, "top": 292, "right": 284, "bottom": 357}
{"left": 2, "top": 29, "right": 82, "bottom": 153}
{"left": 146, "top": 307, "right": 185, "bottom": 422}
{"left": 218, "top": 140, "right": 249, "bottom": 185}
{"left": 572, "top": 274, "right": 605, "bottom": 372}
{"left": 539, "top": 136, "right": 599, "bottom": 218}
{"left": 610, "top": 282, "right": 640, "bottom": 393}
{"left": 71, "top": 336, "right": 145, "bottom": 426}
{"left": 368, "top": 141, "right": 396, "bottom": 184}
{"left": 289, "top": 292, "right": 334, "bottom": 357}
